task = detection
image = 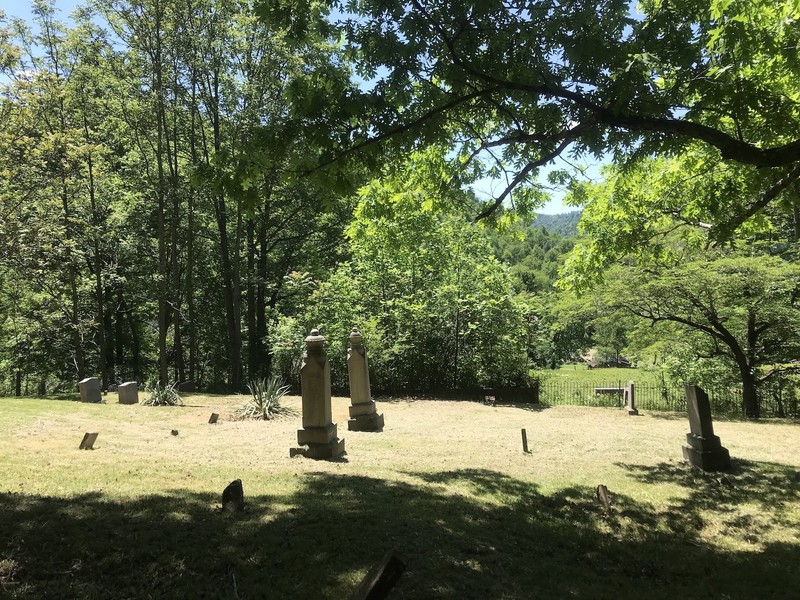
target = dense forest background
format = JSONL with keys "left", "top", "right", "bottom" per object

{"left": 0, "top": 2, "right": 580, "bottom": 396}
{"left": 2, "top": 1, "right": 800, "bottom": 419}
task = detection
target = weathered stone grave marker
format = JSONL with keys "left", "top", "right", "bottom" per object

{"left": 208, "top": 413, "right": 219, "bottom": 424}
{"left": 290, "top": 329, "right": 346, "bottom": 459}
{"left": 177, "top": 380, "right": 196, "bottom": 393}
{"left": 347, "top": 327, "right": 384, "bottom": 432}
{"left": 521, "top": 428, "right": 530, "bottom": 453}
{"left": 222, "top": 479, "right": 244, "bottom": 512}
{"left": 595, "top": 484, "right": 612, "bottom": 511}
{"left": 351, "top": 550, "right": 407, "bottom": 600}
{"left": 624, "top": 380, "right": 638, "bottom": 416}
{"left": 79, "top": 377, "right": 101, "bottom": 403}
{"left": 79, "top": 432, "right": 98, "bottom": 450}
{"left": 682, "top": 384, "right": 731, "bottom": 471}
{"left": 118, "top": 381, "right": 139, "bottom": 405}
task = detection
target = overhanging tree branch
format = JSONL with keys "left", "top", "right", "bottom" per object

{"left": 473, "top": 135, "right": 575, "bottom": 221}
{"left": 307, "top": 85, "right": 501, "bottom": 174}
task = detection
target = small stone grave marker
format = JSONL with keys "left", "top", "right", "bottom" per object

{"left": 208, "top": 413, "right": 219, "bottom": 424}
{"left": 521, "top": 428, "right": 530, "bottom": 453}
{"left": 624, "top": 380, "right": 638, "bottom": 416}
{"left": 351, "top": 550, "right": 407, "bottom": 600}
{"left": 222, "top": 479, "right": 244, "bottom": 512}
{"left": 177, "top": 380, "right": 196, "bottom": 392}
{"left": 596, "top": 484, "right": 612, "bottom": 511}
{"left": 118, "top": 381, "right": 139, "bottom": 405}
{"left": 79, "top": 377, "right": 101, "bottom": 403}
{"left": 79, "top": 432, "right": 98, "bottom": 450}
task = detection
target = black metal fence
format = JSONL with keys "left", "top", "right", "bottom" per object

{"left": 535, "top": 379, "right": 799, "bottom": 419}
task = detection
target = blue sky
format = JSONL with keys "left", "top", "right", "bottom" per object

{"left": 3, "top": 0, "right": 595, "bottom": 214}
{"left": 3, "top": 0, "right": 81, "bottom": 22}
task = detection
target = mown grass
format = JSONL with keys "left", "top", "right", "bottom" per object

{"left": 543, "top": 362, "right": 663, "bottom": 385}
{"left": 0, "top": 394, "right": 798, "bottom": 599}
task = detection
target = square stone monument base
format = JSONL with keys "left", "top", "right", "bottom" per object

{"left": 347, "top": 401, "right": 384, "bottom": 432}
{"left": 291, "top": 423, "right": 346, "bottom": 459}
{"left": 348, "top": 412, "right": 385, "bottom": 432}
{"left": 682, "top": 433, "right": 731, "bottom": 471}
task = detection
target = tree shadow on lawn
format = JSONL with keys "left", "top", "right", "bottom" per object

{"left": 645, "top": 411, "right": 799, "bottom": 424}
{"left": 617, "top": 458, "right": 800, "bottom": 532}
{"left": 1, "top": 467, "right": 798, "bottom": 599}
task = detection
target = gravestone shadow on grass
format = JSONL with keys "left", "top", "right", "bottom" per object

{"left": 0, "top": 465, "right": 798, "bottom": 598}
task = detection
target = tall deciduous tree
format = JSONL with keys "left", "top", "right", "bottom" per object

{"left": 291, "top": 150, "right": 532, "bottom": 392}
{"left": 297, "top": 0, "right": 800, "bottom": 238}
{"left": 596, "top": 255, "right": 800, "bottom": 418}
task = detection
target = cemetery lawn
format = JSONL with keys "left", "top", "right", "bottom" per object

{"left": 1, "top": 395, "right": 799, "bottom": 599}
{"left": 545, "top": 362, "right": 663, "bottom": 385}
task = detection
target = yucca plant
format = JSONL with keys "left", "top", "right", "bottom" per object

{"left": 237, "top": 376, "right": 290, "bottom": 420}
{"left": 142, "top": 379, "right": 183, "bottom": 406}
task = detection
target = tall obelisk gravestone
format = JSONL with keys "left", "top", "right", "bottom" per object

{"left": 347, "top": 327, "right": 384, "bottom": 432}
{"left": 682, "top": 384, "right": 730, "bottom": 471}
{"left": 290, "top": 329, "right": 345, "bottom": 459}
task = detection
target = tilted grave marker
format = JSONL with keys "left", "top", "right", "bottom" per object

{"left": 595, "top": 484, "right": 612, "bottom": 511}
{"left": 351, "top": 551, "right": 407, "bottom": 600}
{"left": 682, "top": 384, "right": 731, "bottom": 471}
{"left": 79, "top": 432, "right": 98, "bottom": 450}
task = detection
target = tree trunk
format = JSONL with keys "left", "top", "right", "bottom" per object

{"left": 119, "top": 292, "right": 141, "bottom": 381}
{"left": 187, "top": 191, "right": 197, "bottom": 382}
{"left": 85, "top": 141, "right": 108, "bottom": 390}
{"left": 741, "top": 309, "right": 760, "bottom": 418}
{"left": 174, "top": 303, "right": 185, "bottom": 383}
{"left": 207, "top": 63, "right": 242, "bottom": 391}
{"left": 187, "top": 77, "right": 199, "bottom": 383}
{"left": 62, "top": 178, "right": 85, "bottom": 380}
{"left": 215, "top": 197, "right": 243, "bottom": 390}
{"left": 154, "top": 13, "right": 169, "bottom": 386}
{"left": 246, "top": 218, "right": 258, "bottom": 378}
{"left": 741, "top": 370, "right": 760, "bottom": 419}
{"left": 256, "top": 219, "right": 270, "bottom": 377}
{"left": 114, "top": 286, "right": 125, "bottom": 380}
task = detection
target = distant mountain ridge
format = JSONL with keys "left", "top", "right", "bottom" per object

{"left": 531, "top": 210, "right": 582, "bottom": 237}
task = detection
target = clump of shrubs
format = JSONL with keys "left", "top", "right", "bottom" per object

{"left": 235, "top": 376, "right": 290, "bottom": 420}
{"left": 142, "top": 379, "right": 183, "bottom": 406}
